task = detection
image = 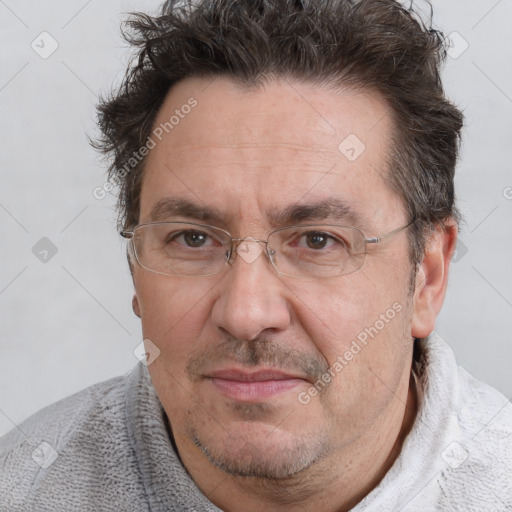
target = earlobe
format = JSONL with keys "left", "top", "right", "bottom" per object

{"left": 132, "top": 294, "right": 141, "bottom": 318}
{"left": 411, "top": 221, "right": 458, "bottom": 339}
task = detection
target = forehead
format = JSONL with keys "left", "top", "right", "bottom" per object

{"left": 139, "top": 76, "right": 404, "bottom": 230}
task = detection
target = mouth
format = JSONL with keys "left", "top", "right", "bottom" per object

{"left": 205, "top": 368, "right": 307, "bottom": 401}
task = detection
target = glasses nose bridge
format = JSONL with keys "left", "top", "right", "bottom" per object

{"left": 228, "top": 236, "right": 272, "bottom": 266}
{"left": 231, "top": 236, "right": 268, "bottom": 244}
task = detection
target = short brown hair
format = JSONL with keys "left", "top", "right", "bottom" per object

{"left": 94, "top": 0, "right": 463, "bottom": 265}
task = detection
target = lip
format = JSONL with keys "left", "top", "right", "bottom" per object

{"left": 206, "top": 368, "right": 306, "bottom": 401}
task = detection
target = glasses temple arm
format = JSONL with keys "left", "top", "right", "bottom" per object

{"left": 364, "top": 217, "right": 417, "bottom": 245}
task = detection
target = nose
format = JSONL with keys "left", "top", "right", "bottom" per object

{"left": 211, "top": 240, "right": 291, "bottom": 341}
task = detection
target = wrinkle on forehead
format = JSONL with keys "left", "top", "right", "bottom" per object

{"left": 140, "top": 77, "right": 404, "bottom": 231}
{"left": 168, "top": 142, "right": 340, "bottom": 155}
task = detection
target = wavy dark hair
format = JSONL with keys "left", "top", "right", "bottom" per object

{"left": 94, "top": 0, "right": 464, "bottom": 265}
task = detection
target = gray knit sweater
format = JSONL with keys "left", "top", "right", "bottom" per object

{"left": 1, "top": 333, "right": 511, "bottom": 511}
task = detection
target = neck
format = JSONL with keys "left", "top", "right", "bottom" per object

{"left": 173, "top": 369, "right": 419, "bottom": 512}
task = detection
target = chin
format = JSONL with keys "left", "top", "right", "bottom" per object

{"left": 187, "top": 419, "right": 330, "bottom": 479}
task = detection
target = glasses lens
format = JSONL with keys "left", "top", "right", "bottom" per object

{"left": 268, "top": 225, "right": 366, "bottom": 277}
{"left": 133, "top": 223, "right": 230, "bottom": 276}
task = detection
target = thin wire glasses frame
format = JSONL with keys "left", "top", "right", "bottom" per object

{"left": 120, "top": 219, "right": 415, "bottom": 278}
{"left": 120, "top": 218, "right": 416, "bottom": 279}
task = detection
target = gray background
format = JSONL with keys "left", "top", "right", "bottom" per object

{"left": 0, "top": 0, "right": 511, "bottom": 438}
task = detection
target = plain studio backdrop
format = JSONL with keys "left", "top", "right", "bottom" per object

{"left": 0, "top": 0, "right": 511, "bottom": 438}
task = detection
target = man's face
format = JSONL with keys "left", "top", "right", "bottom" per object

{"left": 133, "top": 77, "right": 417, "bottom": 478}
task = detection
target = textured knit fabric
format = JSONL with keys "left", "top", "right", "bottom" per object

{"left": 0, "top": 333, "right": 511, "bottom": 511}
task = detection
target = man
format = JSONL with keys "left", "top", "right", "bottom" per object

{"left": 1, "top": 0, "right": 511, "bottom": 510}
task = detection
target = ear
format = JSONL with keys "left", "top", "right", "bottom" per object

{"left": 132, "top": 294, "right": 141, "bottom": 318}
{"left": 411, "top": 220, "right": 458, "bottom": 338}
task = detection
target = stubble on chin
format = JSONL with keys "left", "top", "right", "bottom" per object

{"left": 185, "top": 417, "right": 331, "bottom": 480}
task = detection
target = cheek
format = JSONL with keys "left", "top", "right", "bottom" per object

{"left": 300, "top": 297, "right": 411, "bottom": 440}
{"left": 294, "top": 273, "right": 412, "bottom": 390}
{"left": 134, "top": 273, "right": 221, "bottom": 361}
{"left": 290, "top": 275, "right": 386, "bottom": 358}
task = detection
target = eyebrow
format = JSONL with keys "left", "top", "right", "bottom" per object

{"left": 148, "top": 197, "right": 369, "bottom": 230}
{"left": 149, "top": 197, "right": 225, "bottom": 224}
{"left": 267, "top": 198, "right": 369, "bottom": 229}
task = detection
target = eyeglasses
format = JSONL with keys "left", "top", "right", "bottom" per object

{"left": 120, "top": 220, "right": 415, "bottom": 279}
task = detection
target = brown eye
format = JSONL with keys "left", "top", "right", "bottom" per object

{"left": 305, "top": 232, "right": 330, "bottom": 249}
{"left": 296, "top": 231, "right": 345, "bottom": 251}
{"left": 169, "top": 230, "right": 212, "bottom": 248}
{"left": 183, "top": 231, "right": 208, "bottom": 247}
